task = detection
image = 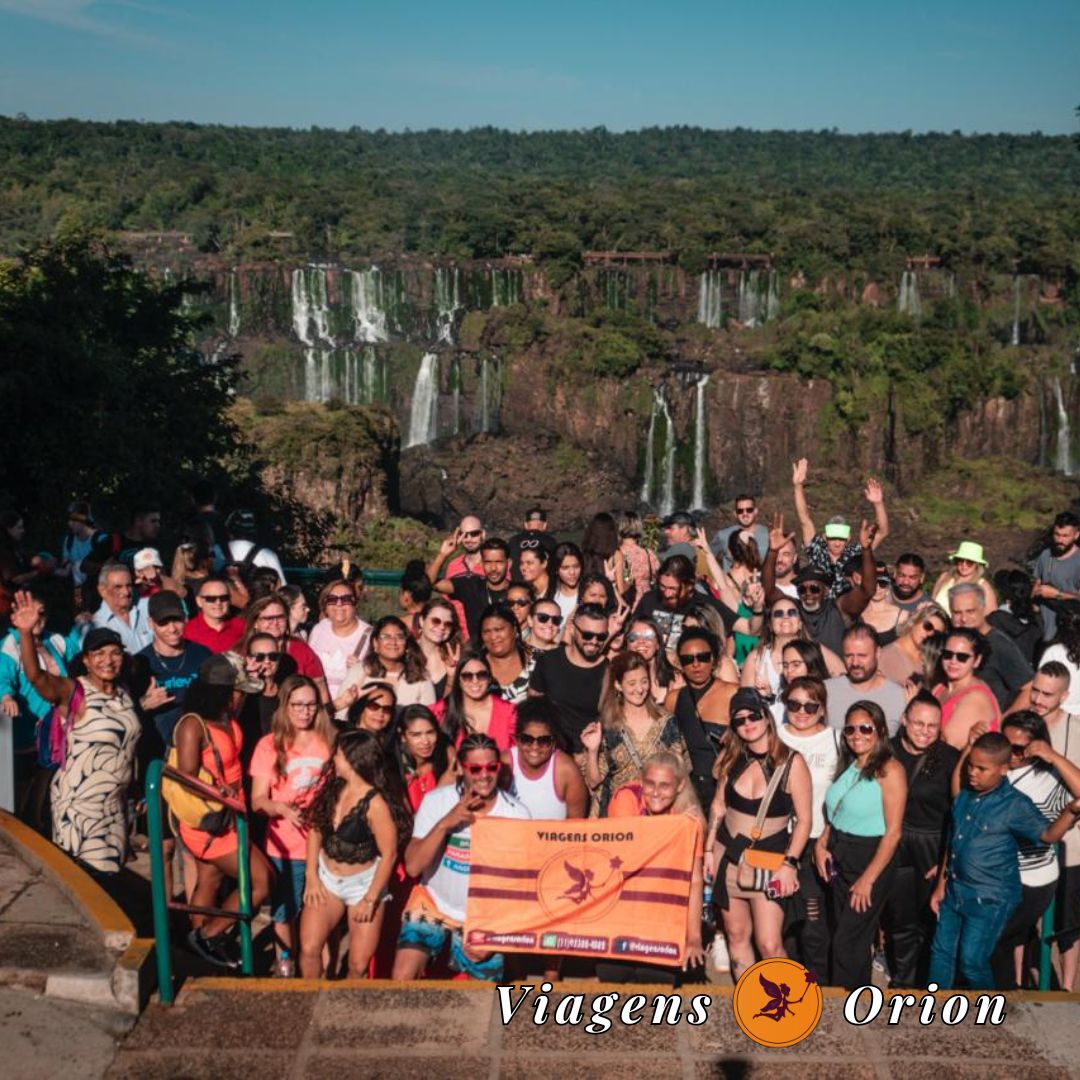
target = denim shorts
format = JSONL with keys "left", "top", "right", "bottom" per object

{"left": 269, "top": 858, "right": 306, "bottom": 923}
{"left": 317, "top": 855, "right": 387, "bottom": 907}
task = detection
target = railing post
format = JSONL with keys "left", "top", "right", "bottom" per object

{"left": 145, "top": 759, "right": 174, "bottom": 1005}
{"left": 235, "top": 811, "right": 254, "bottom": 976}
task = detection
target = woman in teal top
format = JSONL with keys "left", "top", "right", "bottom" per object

{"left": 815, "top": 700, "right": 906, "bottom": 989}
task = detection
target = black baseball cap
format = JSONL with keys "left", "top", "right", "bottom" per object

{"left": 148, "top": 590, "right": 186, "bottom": 624}
{"left": 82, "top": 628, "right": 124, "bottom": 654}
{"left": 794, "top": 566, "right": 832, "bottom": 586}
{"left": 729, "top": 687, "right": 769, "bottom": 719}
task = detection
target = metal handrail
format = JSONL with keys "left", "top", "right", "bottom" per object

{"left": 1039, "top": 895, "right": 1056, "bottom": 991}
{"left": 145, "top": 758, "right": 254, "bottom": 1005}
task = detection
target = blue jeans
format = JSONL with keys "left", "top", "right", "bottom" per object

{"left": 928, "top": 887, "right": 1016, "bottom": 989}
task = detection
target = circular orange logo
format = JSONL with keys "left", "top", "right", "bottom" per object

{"left": 535, "top": 847, "right": 624, "bottom": 923}
{"left": 732, "top": 958, "right": 823, "bottom": 1048}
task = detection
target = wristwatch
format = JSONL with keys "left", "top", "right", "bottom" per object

{"left": 783, "top": 855, "right": 799, "bottom": 869}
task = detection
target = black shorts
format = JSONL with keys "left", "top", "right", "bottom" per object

{"left": 1056, "top": 864, "right": 1080, "bottom": 951}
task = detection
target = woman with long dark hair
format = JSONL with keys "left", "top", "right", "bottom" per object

{"left": 742, "top": 596, "right": 840, "bottom": 698}
{"left": 551, "top": 542, "right": 584, "bottom": 625}
{"left": 245, "top": 593, "right": 329, "bottom": 703}
{"left": 478, "top": 603, "right": 534, "bottom": 706}
{"left": 415, "top": 598, "right": 462, "bottom": 699}
{"left": 299, "top": 728, "right": 412, "bottom": 979}
{"left": 345, "top": 682, "right": 398, "bottom": 746}
{"left": 518, "top": 547, "right": 552, "bottom": 602}
{"left": 249, "top": 675, "right": 335, "bottom": 975}
{"left": 394, "top": 704, "right": 456, "bottom": 812}
{"left": 431, "top": 650, "right": 517, "bottom": 750}
{"left": 338, "top": 615, "right": 434, "bottom": 714}
{"left": 932, "top": 627, "right": 1000, "bottom": 748}
{"left": 625, "top": 617, "right": 682, "bottom": 706}
{"left": 582, "top": 512, "right": 620, "bottom": 580}
{"left": 816, "top": 700, "right": 906, "bottom": 990}
{"left": 705, "top": 689, "right": 812, "bottom": 981}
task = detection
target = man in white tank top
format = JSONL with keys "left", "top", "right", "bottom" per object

{"left": 505, "top": 699, "right": 588, "bottom": 819}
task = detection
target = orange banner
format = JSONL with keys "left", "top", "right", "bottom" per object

{"left": 464, "top": 815, "right": 698, "bottom": 965}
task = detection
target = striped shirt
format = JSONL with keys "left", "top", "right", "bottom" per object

{"left": 1008, "top": 765, "right": 1070, "bottom": 887}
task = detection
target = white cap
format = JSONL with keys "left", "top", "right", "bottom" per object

{"left": 133, "top": 547, "right": 163, "bottom": 572}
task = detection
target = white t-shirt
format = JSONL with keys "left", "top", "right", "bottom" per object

{"left": 778, "top": 723, "right": 841, "bottom": 838}
{"left": 411, "top": 784, "right": 531, "bottom": 922}
{"left": 227, "top": 539, "right": 286, "bottom": 586}
{"left": 1008, "top": 765, "right": 1070, "bottom": 887}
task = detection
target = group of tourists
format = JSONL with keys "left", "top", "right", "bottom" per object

{"left": 3, "top": 463, "right": 1080, "bottom": 991}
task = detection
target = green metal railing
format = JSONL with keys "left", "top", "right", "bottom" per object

{"left": 145, "top": 758, "right": 254, "bottom": 1005}
{"left": 283, "top": 567, "right": 403, "bottom": 587}
{"left": 1039, "top": 895, "right": 1057, "bottom": 991}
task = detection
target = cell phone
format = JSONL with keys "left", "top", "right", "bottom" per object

{"left": 824, "top": 856, "right": 838, "bottom": 884}
{"left": 765, "top": 880, "right": 781, "bottom": 900}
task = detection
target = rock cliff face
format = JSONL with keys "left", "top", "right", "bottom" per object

{"left": 139, "top": 249, "right": 1077, "bottom": 533}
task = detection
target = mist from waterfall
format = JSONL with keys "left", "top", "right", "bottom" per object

{"left": 406, "top": 352, "right": 440, "bottom": 448}
{"left": 692, "top": 375, "right": 710, "bottom": 510}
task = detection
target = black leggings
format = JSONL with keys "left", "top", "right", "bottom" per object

{"left": 783, "top": 848, "right": 830, "bottom": 980}
{"left": 990, "top": 880, "right": 1056, "bottom": 989}
{"left": 829, "top": 830, "right": 896, "bottom": 990}
{"left": 883, "top": 827, "right": 942, "bottom": 987}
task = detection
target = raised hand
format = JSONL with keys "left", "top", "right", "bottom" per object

{"left": 140, "top": 677, "right": 175, "bottom": 712}
{"left": 439, "top": 529, "right": 461, "bottom": 558}
{"left": 9, "top": 591, "right": 41, "bottom": 633}
{"left": 768, "top": 513, "right": 796, "bottom": 552}
{"left": 864, "top": 478, "right": 884, "bottom": 505}
{"left": 579, "top": 721, "right": 602, "bottom": 754}
{"left": 857, "top": 519, "right": 877, "bottom": 549}
{"left": 791, "top": 458, "right": 809, "bottom": 486}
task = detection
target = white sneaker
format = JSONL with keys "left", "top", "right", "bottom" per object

{"left": 711, "top": 935, "right": 731, "bottom": 972}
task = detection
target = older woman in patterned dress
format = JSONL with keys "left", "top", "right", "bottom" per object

{"left": 10, "top": 592, "right": 139, "bottom": 876}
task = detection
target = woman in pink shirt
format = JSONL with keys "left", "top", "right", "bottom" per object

{"left": 431, "top": 651, "right": 517, "bottom": 751}
{"left": 249, "top": 674, "right": 334, "bottom": 976}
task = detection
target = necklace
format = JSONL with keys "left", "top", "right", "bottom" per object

{"left": 154, "top": 648, "right": 187, "bottom": 673}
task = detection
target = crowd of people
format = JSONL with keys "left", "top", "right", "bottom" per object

{"left": 3, "top": 463, "right": 1080, "bottom": 991}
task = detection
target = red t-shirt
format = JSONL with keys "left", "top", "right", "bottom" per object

{"left": 287, "top": 638, "right": 326, "bottom": 681}
{"left": 430, "top": 695, "right": 517, "bottom": 751}
{"left": 182, "top": 613, "right": 246, "bottom": 654}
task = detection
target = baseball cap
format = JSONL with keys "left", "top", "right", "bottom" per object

{"left": 793, "top": 566, "right": 832, "bottom": 586}
{"left": 133, "top": 547, "right": 163, "bottom": 572}
{"left": 729, "top": 687, "right": 769, "bottom": 719}
{"left": 661, "top": 510, "right": 696, "bottom": 528}
{"left": 823, "top": 518, "right": 851, "bottom": 541}
{"left": 199, "top": 653, "right": 264, "bottom": 694}
{"left": 148, "top": 590, "right": 186, "bottom": 624}
{"left": 82, "top": 628, "right": 124, "bottom": 654}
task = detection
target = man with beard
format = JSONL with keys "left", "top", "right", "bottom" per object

{"left": 710, "top": 495, "right": 769, "bottom": 569}
{"left": 631, "top": 554, "right": 735, "bottom": 654}
{"left": 762, "top": 514, "right": 875, "bottom": 656}
{"left": 824, "top": 623, "right": 906, "bottom": 736}
{"left": 891, "top": 553, "right": 928, "bottom": 613}
{"left": 1029, "top": 661, "right": 1080, "bottom": 989}
{"left": 528, "top": 604, "right": 609, "bottom": 752}
{"left": 949, "top": 582, "right": 1033, "bottom": 713}
{"left": 429, "top": 537, "right": 512, "bottom": 640}
{"left": 444, "top": 515, "right": 486, "bottom": 579}
{"left": 1032, "top": 511, "right": 1080, "bottom": 643}
{"left": 665, "top": 627, "right": 737, "bottom": 808}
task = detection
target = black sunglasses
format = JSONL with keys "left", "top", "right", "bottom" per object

{"left": 942, "top": 649, "right": 973, "bottom": 663}
{"left": 517, "top": 733, "right": 554, "bottom": 748}
{"left": 797, "top": 583, "right": 824, "bottom": 594}
{"left": 250, "top": 651, "right": 281, "bottom": 662}
{"left": 786, "top": 699, "right": 821, "bottom": 715}
{"left": 534, "top": 612, "right": 562, "bottom": 625}
{"left": 678, "top": 650, "right": 714, "bottom": 666}
{"left": 731, "top": 712, "right": 762, "bottom": 728}
{"left": 1009, "top": 743, "right": 1029, "bottom": 755}
{"left": 844, "top": 723, "right": 876, "bottom": 736}
{"left": 578, "top": 630, "right": 609, "bottom": 643}
{"left": 201, "top": 593, "right": 230, "bottom": 603}
{"left": 506, "top": 598, "right": 531, "bottom": 608}
{"left": 771, "top": 608, "right": 799, "bottom": 619}
{"left": 461, "top": 529, "right": 482, "bottom": 538}
{"left": 735, "top": 506, "right": 756, "bottom": 515}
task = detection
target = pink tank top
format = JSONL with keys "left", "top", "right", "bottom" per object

{"left": 934, "top": 681, "right": 1001, "bottom": 733}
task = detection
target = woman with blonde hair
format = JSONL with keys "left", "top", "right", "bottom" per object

{"left": 581, "top": 651, "right": 688, "bottom": 816}
{"left": 249, "top": 675, "right": 335, "bottom": 975}
{"left": 705, "top": 688, "right": 812, "bottom": 981}
{"left": 878, "top": 601, "right": 949, "bottom": 688}
{"left": 931, "top": 541, "right": 996, "bottom": 612}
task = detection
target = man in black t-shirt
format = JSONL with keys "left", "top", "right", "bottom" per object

{"left": 508, "top": 507, "right": 558, "bottom": 578}
{"left": 529, "top": 604, "right": 609, "bottom": 752}
{"left": 430, "top": 537, "right": 512, "bottom": 639}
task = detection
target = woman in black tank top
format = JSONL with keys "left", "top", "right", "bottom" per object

{"left": 704, "top": 690, "right": 812, "bottom": 982}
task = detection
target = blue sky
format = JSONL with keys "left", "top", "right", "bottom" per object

{"left": 0, "top": 0, "right": 1076, "bottom": 133}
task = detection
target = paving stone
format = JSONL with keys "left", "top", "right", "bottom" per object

{"left": 0, "top": 877, "right": 87, "bottom": 928}
{"left": 303, "top": 1053, "right": 492, "bottom": 1078}
{"left": 312, "top": 986, "right": 493, "bottom": 1051}
{"left": 880, "top": 1065, "right": 1068, "bottom": 1080}
{"left": 874, "top": 1001, "right": 1046, "bottom": 1061}
{"left": 0, "top": 848, "right": 32, "bottom": 914}
{"left": 0, "top": 923, "right": 110, "bottom": 973}
{"left": 107, "top": 1050, "right": 290, "bottom": 1079}
{"left": 502, "top": 1054, "right": 685, "bottom": 1078}
{"left": 693, "top": 1062, "right": 877, "bottom": 1079}
{"left": 123, "top": 990, "right": 315, "bottom": 1051}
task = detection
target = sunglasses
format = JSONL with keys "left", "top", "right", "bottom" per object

{"left": 517, "top": 733, "right": 554, "bottom": 748}
{"left": 1009, "top": 743, "right": 1029, "bottom": 756}
{"left": 771, "top": 608, "right": 799, "bottom": 619}
{"left": 844, "top": 723, "right": 876, "bottom": 736}
{"left": 459, "top": 670, "right": 491, "bottom": 683}
{"left": 425, "top": 616, "right": 454, "bottom": 628}
{"left": 942, "top": 649, "right": 973, "bottom": 663}
{"left": 461, "top": 529, "right": 482, "bottom": 539}
{"left": 290, "top": 701, "right": 318, "bottom": 711}
{"left": 731, "top": 712, "right": 761, "bottom": 728}
{"left": 679, "top": 650, "right": 714, "bottom": 666}
{"left": 201, "top": 593, "right": 230, "bottom": 603}
{"left": 922, "top": 621, "right": 945, "bottom": 635}
{"left": 464, "top": 762, "right": 501, "bottom": 776}
{"left": 625, "top": 630, "right": 656, "bottom": 643}
{"left": 579, "top": 630, "right": 609, "bottom": 643}
{"left": 876, "top": 578, "right": 891, "bottom": 588}
{"left": 787, "top": 699, "right": 821, "bottom": 715}
{"left": 534, "top": 612, "right": 562, "bottom": 626}
{"left": 325, "top": 594, "right": 355, "bottom": 606}
{"left": 506, "top": 598, "right": 531, "bottom": 608}
{"left": 735, "top": 506, "right": 755, "bottom": 515}
{"left": 250, "top": 651, "right": 281, "bottom": 662}
{"left": 378, "top": 634, "right": 407, "bottom": 644}
{"left": 797, "top": 583, "right": 824, "bottom": 594}
{"left": 259, "top": 613, "right": 287, "bottom": 623}
{"left": 364, "top": 702, "right": 394, "bottom": 716}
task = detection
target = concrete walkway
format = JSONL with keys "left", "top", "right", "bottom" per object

{"left": 99, "top": 978, "right": 1080, "bottom": 1079}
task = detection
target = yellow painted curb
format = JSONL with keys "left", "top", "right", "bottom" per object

{"left": 0, "top": 809, "right": 133, "bottom": 951}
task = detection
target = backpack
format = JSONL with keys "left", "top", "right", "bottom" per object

{"left": 37, "top": 680, "right": 86, "bottom": 770}
{"left": 162, "top": 714, "right": 236, "bottom": 849}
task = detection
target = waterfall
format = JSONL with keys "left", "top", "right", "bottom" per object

{"left": 435, "top": 268, "right": 462, "bottom": 344}
{"left": 491, "top": 268, "right": 521, "bottom": 307}
{"left": 452, "top": 357, "right": 461, "bottom": 435}
{"left": 227, "top": 270, "right": 241, "bottom": 337}
{"left": 766, "top": 270, "right": 781, "bottom": 321}
{"left": 348, "top": 268, "right": 389, "bottom": 343}
{"left": 1011, "top": 276, "right": 1022, "bottom": 347}
{"left": 898, "top": 271, "right": 922, "bottom": 317}
{"left": 692, "top": 375, "right": 710, "bottom": 510}
{"left": 738, "top": 271, "right": 763, "bottom": 327}
{"left": 406, "top": 353, "right": 439, "bottom": 448}
{"left": 1053, "top": 376, "right": 1074, "bottom": 475}
{"left": 697, "top": 270, "right": 723, "bottom": 329}
{"left": 291, "top": 267, "right": 335, "bottom": 346}
{"left": 640, "top": 389, "right": 675, "bottom": 515}
{"left": 480, "top": 357, "right": 489, "bottom": 432}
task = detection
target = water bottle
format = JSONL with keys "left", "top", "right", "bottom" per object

{"left": 702, "top": 875, "right": 715, "bottom": 929}
{"left": 275, "top": 949, "right": 295, "bottom": 978}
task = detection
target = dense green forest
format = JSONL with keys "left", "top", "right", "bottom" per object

{"left": 2, "top": 118, "right": 1078, "bottom": 281}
